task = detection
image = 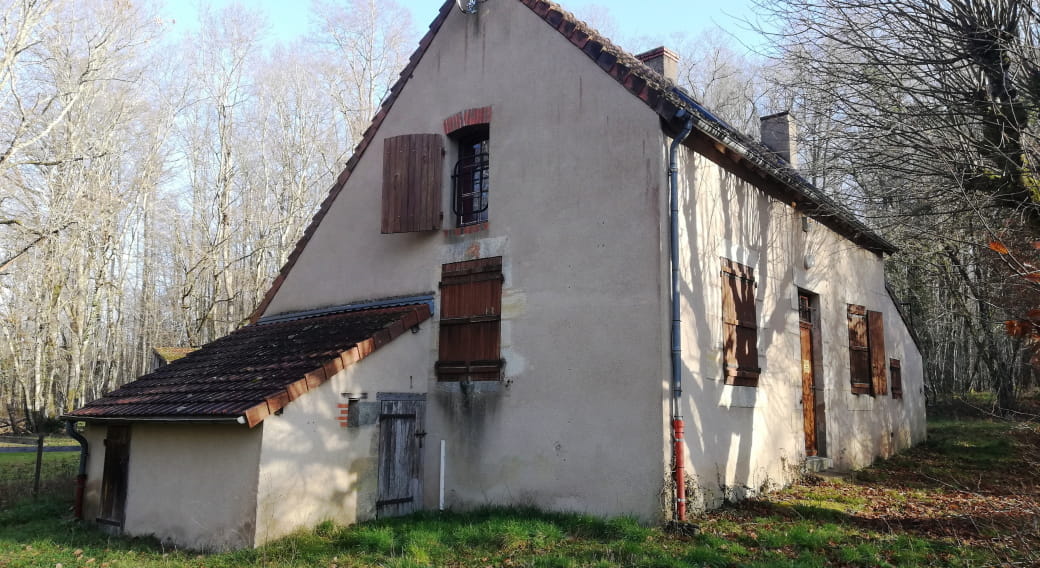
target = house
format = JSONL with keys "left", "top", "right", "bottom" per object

{"left": 63, "top": 0, "right": 926, "bottom": 551}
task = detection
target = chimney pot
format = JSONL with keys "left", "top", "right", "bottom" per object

{"left": 760, "top": 111, "right": 799, "bottom": 168}
{"left": 635, "top": 46, "right": 679, "bottom": 83}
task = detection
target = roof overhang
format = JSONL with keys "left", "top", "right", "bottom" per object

{"left": 60, "top": 415, "right": 244, "bottom": 425}
{"left": 66, "top": 300, "right": 434, "bottom": 428}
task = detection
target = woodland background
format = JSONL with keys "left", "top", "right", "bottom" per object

{"left": 1, "top": 0, "right": 1037, "bottom": 432}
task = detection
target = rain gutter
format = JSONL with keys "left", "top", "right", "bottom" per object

{"left": 65, "top": 420, "right": 88, "bottom": 520}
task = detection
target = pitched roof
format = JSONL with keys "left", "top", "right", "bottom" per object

{"left": 65, "top": 302, "right": 431, "bottom": 427}
{"left": 250, "top": 0, "right": 895, "bottom": 323}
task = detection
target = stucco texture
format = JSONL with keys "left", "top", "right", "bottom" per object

{"left": 108, "top": 423, "right": 263, "bottom": 551}
{"left": 256, "top": 0, "right": 925, "bottom": 526}
{"left": 672, "top": 148, "right": 926, "bottom": 510}
{"left": 80, "top": 424, "right": 106, "bottom": 523}
{"left": 253, "top": 326, "right": 431, "bottom": 545}
{"left": 262, "top": 0, "right": 669, "bottom": 521}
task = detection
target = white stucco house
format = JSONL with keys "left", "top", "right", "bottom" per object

{"left": 65, "top": 0, "right": 926, "bottom": 551}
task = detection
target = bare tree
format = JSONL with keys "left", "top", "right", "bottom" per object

{"left": 759, "top": 0, "right": 1040, "bottom": 408}
{"left": 310, "top": 0, "right": 415, "bottom": 146}
{"left": 0, "top": 0, "right": 167, "bottom": 428}
{"left": 0, "top": 0, "right": 432, "bottom": 430}
{"left": 172, "top": 5, "right": 268, "bottom": 345}
{"left": 670, "top": 28, "right": 768, "bottom": 136}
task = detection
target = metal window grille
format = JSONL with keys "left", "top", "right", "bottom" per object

{"left": 798, "top": 294, "right": 815, "bottom": 324}
{"left": 452, "top": 149, "right": 489, "bottom": 226}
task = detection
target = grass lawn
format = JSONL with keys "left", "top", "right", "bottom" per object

{"left": 0, "top": 451, "right": 79, "bottom": 482}
{"left": 0, "top": 418, "right": 1036, "bottom": 567}
{"left": 0, "top": 451, "right": 78, "bottom": 510}
{"left": 0, "top": 436, "right": 78, "bottom": 448}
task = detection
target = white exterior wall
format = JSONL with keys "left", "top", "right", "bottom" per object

{"left": 112, "top": 424, "right": 262, "bottom": 551}
{"left": 672, "top": 148, "right": 926, "bottom": 509}
{"left": 253, "top": 326, "right": 431, "bottom": 545}
{"left": 262, "top": 0, "right": 669, "bottom": 521}
{"left": 81, "top": 424, "right": 106, "bottom": 523}
{"left": 257, "top": 0, "right": 924, "bottom": 525}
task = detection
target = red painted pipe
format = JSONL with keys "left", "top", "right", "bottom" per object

{"left": 673, "top": 418, "right": 686, "bottom": 521}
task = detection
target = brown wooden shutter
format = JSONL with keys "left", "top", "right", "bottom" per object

{"left": 721, "top": 259, "right": 760, "bottom": 386}
{"left": 381, "top": 133, "right": 443, "bottom": 233}
{"left": 437, "top": 257, "right": 503, "bottom": 380}
{"left": 99, "top": 425, "right": 130, "bottom": 525}
{"left": 868, "top": 310, "right": 887, "bottom": 395}
{"left": 847, "top": 304, "right": 871, "bottom": 394}
{"left": 890, "top": 359, "right": 903, "bottom": 399}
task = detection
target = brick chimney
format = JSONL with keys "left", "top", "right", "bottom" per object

{"left": 635, "top": 46, "right": 679, "bottom": 83}
{"left": 760, "top": 111, "right": 798, "bottom": 168}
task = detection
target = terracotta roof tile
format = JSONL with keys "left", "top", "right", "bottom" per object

{"left": 67, "top": 303, "right": 431, "bottom": 427}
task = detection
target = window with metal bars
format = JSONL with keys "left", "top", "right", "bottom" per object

{"left": 451, "top": 126, "right": 489, "bottom": 227}
{"left": 435, "top": 257, "right": 504, "bottom": 381}
{"left": 798, "top": 293, "right": 816, "bottom": 325}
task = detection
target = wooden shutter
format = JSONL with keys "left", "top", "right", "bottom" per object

{"left": 847, "top": 304, "right": 871, "bottom": 394}
{"left": 890, "top": 359, "right": 903, "bottom": 399}
{"left": 721, "top": 259, "right": 760, "bottom": 386}
{"left": 381, "top": 134, "right": 443, "bottom": 233}
{"left": 436, "top": 257, "right": 503, "bottom": 380}
{"left": 98, "top": 425, "right": 130, "bottom": 526}
{"left": 868, "top": 310, "right": 887, "bottom": 395}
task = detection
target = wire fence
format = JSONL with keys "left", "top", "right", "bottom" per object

{"left": 0, "top": 436, "right": 78, "bottom": 509}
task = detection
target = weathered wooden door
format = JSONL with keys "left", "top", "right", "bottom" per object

{"left": 799, "top": 322, "right": 818, "bottom": 456}
{"left": 99, "top": 425, "right": 130, "bottom": 526}
{"left": 376, "top": 397, "right": 425, "bottom": 517}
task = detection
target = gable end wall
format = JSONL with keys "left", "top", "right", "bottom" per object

{"left": 261, "top": 0, "right": 670, "bottom": 521}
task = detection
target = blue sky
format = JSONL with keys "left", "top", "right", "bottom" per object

{"left": 161, "top": 0, "right": 766, "bottom": 52}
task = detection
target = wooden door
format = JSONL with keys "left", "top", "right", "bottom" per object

{"left": 799, "top": 323, "right": 818, "bottom": 456}
{"left": 99, "top": 425, "right": 130, "bottom": 526}
{"left": 376, "top": 398, "right": 425, "bottom": 517}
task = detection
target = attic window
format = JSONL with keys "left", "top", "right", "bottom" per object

{"left": 436, "top": 257, "right": 504, "bottom": 381}
{"left": 721, "top": 258, "right": 760, "bottom": 386}
{"left": 451, "top": 125, "right": 489, "bottom": 227}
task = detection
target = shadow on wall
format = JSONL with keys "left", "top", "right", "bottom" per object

{"left": 253, "top": 403, "right": 373, "bottom": 545}
{"left": 673, "top": 153, "right": 756, "bottom": 512}
{"left": 675, "top": 151, "right": 819, "bottom": 512}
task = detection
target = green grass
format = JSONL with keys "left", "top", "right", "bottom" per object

{"left": 0, "top": 418, "right": 1036, "bottom": 567}
{"left": 0, "top": 451, "right": 78, "bottom": 510}
{"left": 0, "top": 450, "right": 78, "bottom": 482}
{"left": 0, "top": 435, "right": 77, "bottom": 448}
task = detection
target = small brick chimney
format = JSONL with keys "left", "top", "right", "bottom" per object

{"left": 760, "top": 111, "right": 798, "bottom": 168}
{"left": 635, "top": 46, "right": 679, "bottom": 83}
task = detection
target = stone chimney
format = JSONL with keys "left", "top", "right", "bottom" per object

{"left": 760, "top": 111, "right": 798, "bottom": 168}
{"left": 635, "top": 46, "right": 679, "bottom": 83}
